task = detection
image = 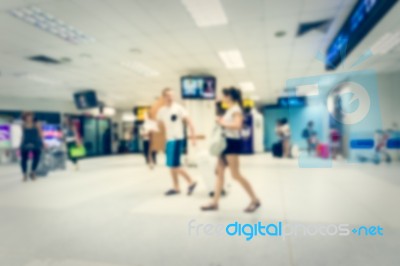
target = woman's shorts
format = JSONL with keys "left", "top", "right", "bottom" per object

{"left": 220, "top": 138, "right": 241, "bottom": 165}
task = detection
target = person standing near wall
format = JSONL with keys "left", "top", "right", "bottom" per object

{"left": 201, "top": 87, "right": 260, "bottom": 213}
{"left": 112, "top": 123, "right": 119, "bottom": 154}
{"left": 156, "top": 88, "right": 197, "bottom": 196}
{"left": 374, "top": 129, "right": 391, "bottom": 164}
{"left": 140, "top": 113, "right": 158, "bottom": 169}
{"left": 302, "top": 121, "right": 317, "bottom": 155}
{"left": 276, "top": 118, "right": 291, "bottom": 158}
{"left": 330, "top": 127, "right": 341, "bottom": 159}
{"left": 20, "top": 112, "right": 44, "bottom": 181}
{"left": 63, "top": 116, "right": 82, "bottom": 171}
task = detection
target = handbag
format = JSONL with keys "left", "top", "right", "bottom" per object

{"left": 209, "top": 125, "right": 227, "bottom": 156}
{"left": 69, "top": 145, "right": 86, "bottom": 158}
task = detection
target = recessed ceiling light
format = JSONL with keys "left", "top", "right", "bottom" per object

{"left": 181, "top": 0, "right": 228, "bottom": 27}
{"left": 120, "top": 62, "right": 160, "bottom": 77}
{"left": 218, "top": 49, "right": 245, "bottom": 69}
{"left": 80, "top": 53, "right": 92, "bottom": 59}
{"left": 275, "top": 31, "right": 286, "bottom": 38}
{"left": 130, "top": 48, "right": 142, "bottom": 54}
{"left": 9, "top": 6, "right": 95, "bottom": 44}
{"left": 239, "top": 82, "right": 255, "bottom": 92}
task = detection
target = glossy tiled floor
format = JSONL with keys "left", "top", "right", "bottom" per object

{"left": 0, "top": 154, "right": 399, "bottom": 266}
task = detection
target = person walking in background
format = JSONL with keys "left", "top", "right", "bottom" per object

{"left": 272, "top": 119, "right": 284, "bottom": 158}
{"left": 276, "top": 118, "right": 291, "bottom": 158}
{"left": 103, "top": 126, "right": 112, "bottom": 155}
{"left": 156, "top": 88, "right": 197, "bottom": 196}
{"left": 20, "top": 112, "right": 44, "bottom": 181}
{"left": 140, "top": 113, "right": 158, "bottom": 169}
{"left": 374, "top": 129, "right": 391, "bottom": 164}
{"left": 391, "top": 123, "right": 400, "bottom": 161}
{"left": 330, "top": 127, "right": 341, "bottom": 159}
{"left": 63, "top": 116, "right": 82, "bottom": 171}
{"left": 201, "top": 87, "right": 260, "bottom": 213}
{"left": 302, "top": 121, "right": 317, "bottom": 155}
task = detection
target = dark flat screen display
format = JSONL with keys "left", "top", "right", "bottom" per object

{"left": 278, "top": 97, "right": 306, "bottom": 107}
{"left": 74, "top": 90, "right": 98, "bottom": 109}
{"left": 326, "top": 0, "right": 398, "bottom": 70}
{"left": 181, "top": 76, "right": 216, "bottom": 100}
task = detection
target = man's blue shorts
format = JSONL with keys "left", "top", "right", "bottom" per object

{"left": 166, "top": 140, "right": 183, "bottom": 168}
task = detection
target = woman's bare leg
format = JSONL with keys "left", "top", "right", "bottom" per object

{"left": 202, "top": 158, "right": 225, "bottom": 210}
{"left": 226, "top": 155, "right": 258, "bottom": 203}
{"left": 211, "top": 158, "right": 226, "bottom": 205}
{"left": 176, "top": 167, "right": 194, "bottom": 185}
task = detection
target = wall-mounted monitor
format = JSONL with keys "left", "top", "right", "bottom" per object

{"left": 326, "top": 0, "right": 398, "bottom": 70}
{"left": 181, "top": 76, "right": 216, "bottom": 100}
{"left": 73, "top": 90, "right": 98, "bottom": 109}
{"left": 277, "top": 97, "right": 307, "bottom": 107}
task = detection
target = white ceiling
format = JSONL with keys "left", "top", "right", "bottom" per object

{"left": 0, "top": 0, "right": 399, "bottom": 109}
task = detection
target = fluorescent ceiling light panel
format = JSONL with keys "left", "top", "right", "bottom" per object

{"left": 88, "top": 107, "right": 115, "bottom": 117}
{"left": 20, "top": 73, "right": 59, "bottom": 85}
{"left": 182, "top": 0, "right": 228, "bottom": 27}
{"left": 9, "top": 6, "right": 95, "bottom": 44}
{"left": 121, "top": 62, "right": 160, "bottom": 77}
{"left": 122, "top": 112, "right": 136, "bottom": 122}
{"left": 102, "top": 107, "right": 116, "bottom": 116}
{"left": 218, "top": 49, "right": 245, "bottom": 69}
{"left": 239, "top": 82, "right": 255, "bottom": 92}
{"left": 371, "top": 31, "right": 400, "bottom": 55}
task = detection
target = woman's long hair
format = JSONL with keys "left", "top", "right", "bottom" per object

{"left": 222, "top": 87, "right": 243, "bottom": 109}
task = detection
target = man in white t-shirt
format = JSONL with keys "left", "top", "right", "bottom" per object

{"left": 157, "top": 88, "right": 197, "bottom": 196}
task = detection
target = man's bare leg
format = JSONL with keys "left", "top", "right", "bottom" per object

{"left": 176, "top": 167, "right": 194, "bottom": 185}
{"left": 176, "top": 167, "right": 197, "bottom": 195}
{"left": 170, "top": 168, "right": 180, "bottom": 191}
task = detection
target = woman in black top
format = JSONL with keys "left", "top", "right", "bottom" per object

{"left": 20, "top": 112, "right": 44, "bottom": 181}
